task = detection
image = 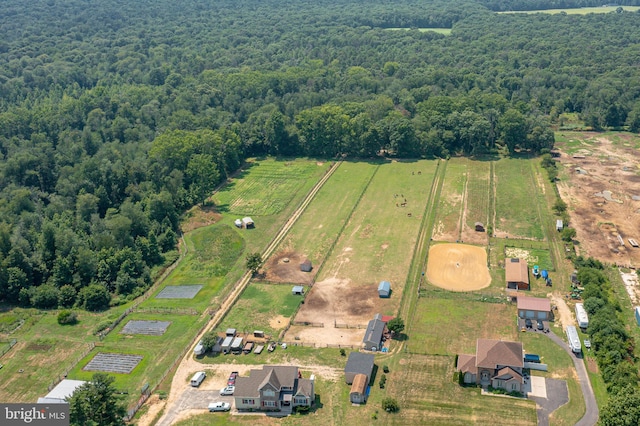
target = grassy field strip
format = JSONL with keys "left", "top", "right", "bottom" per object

{"left": 432, "top": 159, "right": 466, "bottom": 241}
{"left": 494, "top": 158, "right": 545, "bottom": 240}
{"left": 317, "top": 160, "right": 438, "bottom": 287}
{"left": 212, "top": 160, "right": 323, "bottom": 216}
{"left": 402, "top": 160, "right": 445, "bottom": 332}
{"left": 497, "top": 6, "right": 640, "bottom": 14}
{"left": 464, "top": 159, "right": 491, "bottom": 232}
{"left": 386, "top": 354, "right": 536, "bottom": 425}
{"left": 275, "top": 161, "right": 378, "bottom": 268}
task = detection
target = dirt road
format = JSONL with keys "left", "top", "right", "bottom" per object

{"left": 146, "top": 162, "right": 340, "bottom": 426}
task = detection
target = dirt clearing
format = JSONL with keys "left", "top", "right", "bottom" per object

{"left": 426, "top": 243, "right": 491, "bottom": 291}
{"left": 556, "top": 133, "right": 640, "bottom": 267}
{"left": 264, "top": 250, "right": 315, "bottom": 284}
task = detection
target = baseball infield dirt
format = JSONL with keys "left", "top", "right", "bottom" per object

{"left": 426, "top": 243, "right": 491, "bottom": 291}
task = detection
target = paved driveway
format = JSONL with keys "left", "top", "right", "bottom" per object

{"left": 529, "top": 378, "right": 569, "bottom": 426}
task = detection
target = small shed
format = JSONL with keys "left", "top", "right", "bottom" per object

{"left": 226, "top": 328, "right": 237, "bottom": 337}
{"left": 292, "top": 285, "right": 304, "bottom": 295}
{"left": 349, "top": 374, "right": 368, "bottom": 404}
{"left": 300, "top": 259, "right": 313, "bottom": 272}
{"left": 475, "top": 222, "right": 485, "bottom": 232}
{"left": 242, "top": 217, "right": 254, "bottom": 228}
{"left": 378, "top": 281, "right": 391, "bottom": 298}
{"left": 234, "top": 219, "right": 243, "bottom": 228}
{"left": 556, "top": 220, "right": 563, "bottom": 232}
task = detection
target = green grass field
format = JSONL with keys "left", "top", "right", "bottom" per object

{"left": 141, "top": 224, "right": 244, "bottom": 311}
{"left": 386, "top": 354, "right": 536, "bottom": 425}
{"left": 212, "top": 159, "right": 329, "bottom": 216}
{"left": 498, "top": 6, "right": 640, "bottom": 14}
{"left": 494, "top": 159, "right": 545, "bottom": 240}
{"left": 408, "top": 298, "right": 518, "bottom": 355}
{"left": 217, "top": 283, "right": 302, "bottom": 337}
{"left": 317, "top": 160, "right": 437, "bottom": 287}
{"left": 0, "top": 309, "right": 104, "bottom": 402}
{"left": 433, "top": 159, "right": 467, "bottom": 241}
{"left": 274, "top": 161, "right": 377, "bottom": 266}
{"left": 464, "top": 159, "right": 491, "bottom": 232}
{"left": 67, "top": 312, "right": 204, "bottom": 406}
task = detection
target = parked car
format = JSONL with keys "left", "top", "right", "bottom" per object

{"left": 220, "top": 386, "right": 235, "bottom": 396}
{"left": 537, "top": 320, "right": 544, "bottom": 330}
{"left": 227, "top": 371, "right": 238, "bottom": 385}
{"left": 208, "top": 402, "right": 231, "bottom": 412}
{"left": 525, "top": 319, "right": 532, "bottom": 328}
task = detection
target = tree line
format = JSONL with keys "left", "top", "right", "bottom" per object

{"left": 1, "top": 0, "right": 640, "bottom": 313}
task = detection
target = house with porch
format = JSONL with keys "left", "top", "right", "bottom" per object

{"left": 457, "top": 339, "right": 524, "bottom": 392}
{"left": 234, "top": 365, "right": 314, "bottom": 415}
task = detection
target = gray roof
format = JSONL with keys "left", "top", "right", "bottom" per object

{"left": 344, "top": 352, "right": 375, "bottom": 376}
{"left": 37, "top": 379, "right": 87, "bottom": 404}
{"left": 295, "top": 378, "right": 314, "bottom": 398}
{"left": 234, "top": 365, "right": 299, "bottom": 399}
{"left": 292, "top": 285, "right": 304, "bottom": 293}
{"left": 378, "top": 281, "right": 391, "bottom": 291}
{"left": 221, "top": 336, "right": 234, "bottom": 347}
{"left": 363, "top": 319, "right": 385, "bottom": 346}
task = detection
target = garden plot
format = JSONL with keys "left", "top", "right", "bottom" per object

{"left": 120, "top": 320, "right": 171, "bottom": 336}
{"left": 155, "top": 285, "right": 203, "bottom": 299}
{"left": 83, "top": 353, "right": 143, "bottom": 374}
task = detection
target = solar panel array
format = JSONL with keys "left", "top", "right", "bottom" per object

{"left": 155, "top": 285, "right": 203, "bottom": 299}
{"left": 120, "top": 320, "right": 171, "bottom": 336}
{"left": 83, "top": 353, "right": 143, "bottom": 374}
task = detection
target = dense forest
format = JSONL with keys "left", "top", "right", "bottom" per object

{"left": 1, "top": 0, "right": 640, "bottom": 313}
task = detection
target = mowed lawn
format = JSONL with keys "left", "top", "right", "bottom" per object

{"left": 67, "top": 312, "right": 204, "bottom": 406}
{"left": 385, "top": 354, "right": 536, "bottom": 425}
{"left": 408, "top": 298, "right": 518, "bottom": 355}
{"left": 494, "top": 159, "right": 544, "bottom": 240}
{"left": 317, "top": 160, "right": 437, "bottom": 287}
{"left": 433, "top": 159, "right": 466, "bottom": 241}
{"left": 274, "top": 161, "right": 377, "bottom": 267}
{"left": 217, "top": 283, "right": 302, "bottom": 337}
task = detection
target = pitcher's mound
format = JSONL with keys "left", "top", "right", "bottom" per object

{"left": 426, "top": 243, "right": 491, "bottom": 291}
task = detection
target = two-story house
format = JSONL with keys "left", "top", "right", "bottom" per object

{"left": 457, "top": 339, "right": 524, "bottom": 392}
{"left": 234, "top": 365, "right": 314, "bottom": 414}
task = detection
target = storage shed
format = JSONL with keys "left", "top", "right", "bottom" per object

{"left": 300, "top": 259, "right": 313, "bottom": 272}
{"left": 475, "top": 222, "right": 485, "bottom": 232}
{"left": 292, "top": 285, "right": 304, "bottom": 295}
{"left": 242, "top": 217, "right": 254, "bottom": 228}
{"left": 556, "top": 220, "right": 563, "bottom": 232}
{"left": 221, "top": 336, "right": 234, "bottom": 354}
{"left": 378, "top": 281, "right": 391, "bottom": 298}
{"left": 349, "top": 374, "right": 368, "bottom": 404}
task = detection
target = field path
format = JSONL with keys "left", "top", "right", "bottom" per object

{"left": 149, "top": 161, "right": 341, "bottom": 426}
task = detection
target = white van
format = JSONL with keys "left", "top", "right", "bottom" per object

{"left": 190, "top": 371, "right": 206, "bottom": 387}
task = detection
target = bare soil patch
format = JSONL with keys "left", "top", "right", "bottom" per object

{"left": 264, "top": 250, "right": 314, "bottom": 284}
{"left": 25, "top": 343, "right": 51, "bottom": 351}
{"left": 294, "top": 277, "right": 390, "bottom": 328}
{"left": 283, "top": 325, "right": 364, "bottom": 347}
{"left": 620, "top": 270, "right": 640, "bottom": 305}
{"left": 269, "top": 314, "right": 290, "bottom": 330}
{"left": 556, "top": 134, "right": 640, "bottom": 266}
{"left": 426, "top": 244, "right": 491, "bottom": 291}
{"left": 180, "top": 205, "right": 222, "bottom": 233}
